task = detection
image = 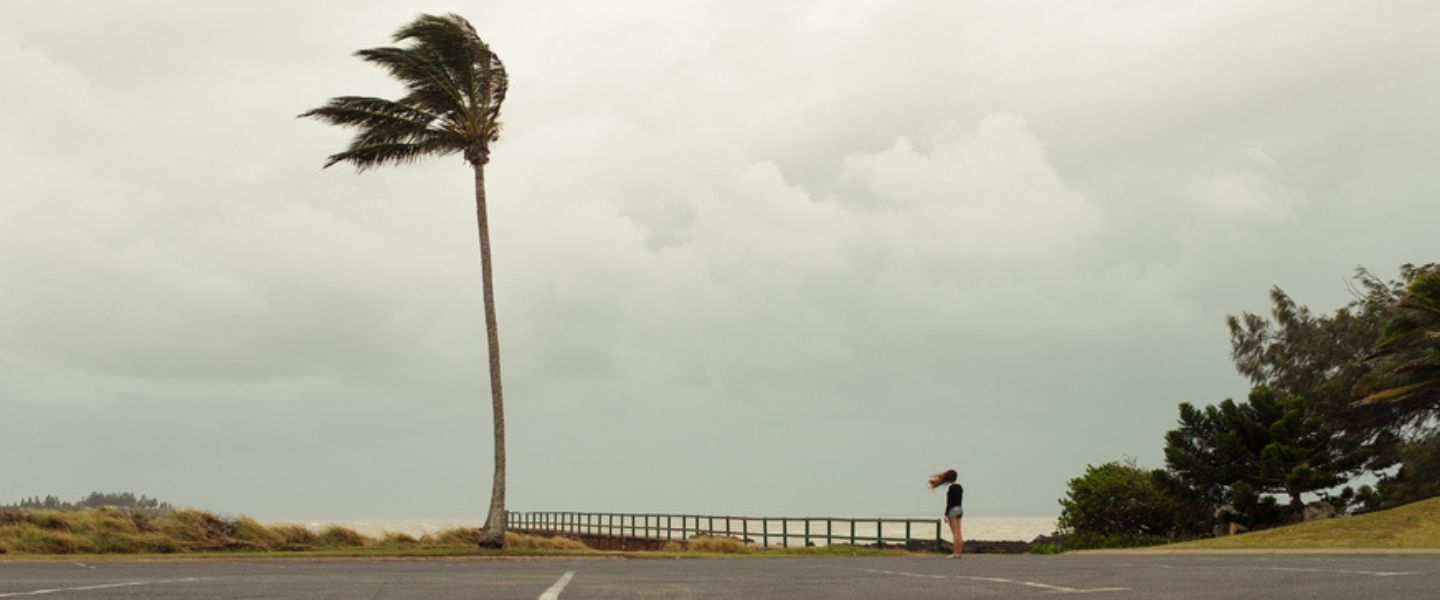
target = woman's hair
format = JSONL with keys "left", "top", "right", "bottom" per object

{"left": 928, "top": 469, "right": 958, "bottom": 490}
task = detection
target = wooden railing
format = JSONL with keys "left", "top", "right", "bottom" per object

{"left": 507, "top": 511, "right": 945, "bottom": 552}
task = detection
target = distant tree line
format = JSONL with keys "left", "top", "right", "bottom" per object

{"left": 2, "top": 492, "right": 172, "bottom": 512}
{"left": 1056, "top": 262, "right": 1440, "bottom": 548}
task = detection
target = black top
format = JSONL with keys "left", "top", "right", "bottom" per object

{"left": 945, "top": 483, "right": 964, "bottom": 511}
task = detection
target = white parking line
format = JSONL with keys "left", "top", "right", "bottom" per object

{"left": 1119, "top": 563, "right": 1421, "bottom": 577}
{"left": 0, "top": 577, "right": 208, "bottom": 598}
{"left": 858, "top": 568, "right": 1128, "bottom": 594}
{"left": 538, "top": 571, "right": 575, "bottom": 600}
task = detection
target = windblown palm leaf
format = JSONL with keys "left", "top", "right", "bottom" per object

{"left": 1355, "top": 268, "right": 1440, "bottom": 434}
{"left": 300, "top": 13, "right": 513, "bottom": 549}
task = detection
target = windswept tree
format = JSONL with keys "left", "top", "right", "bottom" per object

{"left": 300, "top": 13, "right": 512, "bottom": 547}
{"left": 1225, "top": 264, "right": 1436, "bottom": 460}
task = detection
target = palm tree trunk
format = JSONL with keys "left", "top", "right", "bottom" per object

{"left": 472, "top": 163, "right": 508, "bottom": 548}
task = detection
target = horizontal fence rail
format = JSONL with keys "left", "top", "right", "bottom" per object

{"left": 506, "top": 511, "right": 947, "bottom": 552}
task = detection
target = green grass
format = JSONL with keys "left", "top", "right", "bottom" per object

{"left": 1162, "top": 496, "right": 1440, "bottom": 551}
{"left": 0, "top": 508, "right": 914, "bottom": 560}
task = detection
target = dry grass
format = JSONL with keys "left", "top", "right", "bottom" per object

{"left": 685, "top": 535, "right": 753, "bottom": 554}
{"left": 0, "top": 509, "right": 917, "bottom": 558}
{"left": 504, "top": 532, "right": 589, "bottom": 551}
{"left": 0, "top": 508, "right": 607, "bottom": 557}
{"left": 417, "top": 527, "right": 475, "bottom": 546}
{"left": 1164, "top": 496, "right": 1440, "bottom": 550}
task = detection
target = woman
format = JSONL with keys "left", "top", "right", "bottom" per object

{"left": 929, "top": 469, "right": 963, "bottom": 558}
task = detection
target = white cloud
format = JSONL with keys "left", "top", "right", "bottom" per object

{"left": 1185, "top": 150, "right": 1302, "bottom": 222}
{"left": 839, "top": 113, "right": 1104, "bottom": 264}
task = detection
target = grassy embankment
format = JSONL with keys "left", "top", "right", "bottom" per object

{"left": 1159, "top": 496, "right": 1440, "bottom": 551}
{"left": 0, "top": 508, "right": 909, "bottom": 559}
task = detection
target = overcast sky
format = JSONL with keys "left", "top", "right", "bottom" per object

{"left": 2, "top": 1, "right": 1438, "bottom": 520}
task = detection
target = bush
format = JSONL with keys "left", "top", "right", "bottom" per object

{"left": 1059, "top": 461, "right": 1196, "bottom": 541}
{"left": 317, "top": 526, "right": 367, "bottom": 547}
{"left": 1055, "top": 459, "right": 1214, "bottom": 549}
{"left": 159, "top": 509, "right": 240, "bottom": 550}
{"left": 421, "top": 527, "right": 475, "bottom": 546}
{"left": 232, "top": 517, "right": 286, "bottom": 550}
{"left": 1362, "top": 436, "right": 1440, "bottom": 510}
{"left": 270, "top": 524, "right": 319, "bottom": 548}
{"left": 685, "top": 535, "right": 752, "bottom": 554}
{"left": 503, "top": 532, "right": 588, "bottom": 550}
{"left": 382, "top": 532, "right": 419, "bottom": 546}
{"left": 1030, "top": 542, "right": 1065, "bottom": 555}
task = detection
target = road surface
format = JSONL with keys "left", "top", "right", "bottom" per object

{"left": 1, "top": 553, "right": 1435, "bottom": 599}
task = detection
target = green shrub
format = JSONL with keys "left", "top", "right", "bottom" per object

{"left": 0, "top": 523, "right": 94, "bottom": 554}
{"left": 504, "top": 532, "right": 588, "bottom": 550}
{"left": 421, "top": 527, "right": 475, "bottom": 546}
{"left": 270, "top": 524, "right": 320, "bottom": 547}
{"left": 232, "top": 517, "right": 285, "bottom": 550}
{"left": 1057, "top": 460, "right": 1210, "bottom": 544}
{"left": 1030, "top": 542, "right": 1065, "bottom": 555}
{"left": 686, "top": 535, "right": 752, "bottom": 554}
{"left": 318, "top": 526, "right": 367, "bottom": 547}
{"left": 1361, "top": 436, "right": 1440, "bottom": 510}
{"left": 382, "top": 532, "right": 419, "bottom": 545}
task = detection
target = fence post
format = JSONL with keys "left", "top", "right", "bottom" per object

{"left": 876, "top": 519, "right": 882, "bottom": 548}
{"left": 905, "top": 521, "right": 912, "bottom": 549}
{"left": 782, "top": 519, "right": 789, "bottom": 548}
{"left": 804, "top": 519, "right": 810, "bottom": 547}
{"left": 935, "top": 520, "right": 943, "bottom": 553}
{"left": 849, "top": 519, "right": 856, "bottom": 546}
{"left": 742, "top": 519, "right": 748, "bottom": 545}
{"left": 762, "top": 519, "right": 769, "bottom": 548}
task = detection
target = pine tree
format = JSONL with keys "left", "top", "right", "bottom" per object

{"left": 1163, "top": 387, "right": 1369, "bottom": 527}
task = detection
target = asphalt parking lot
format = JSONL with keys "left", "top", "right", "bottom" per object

{"left": 1, "top": 553, "right": 1435, "bottom": 599}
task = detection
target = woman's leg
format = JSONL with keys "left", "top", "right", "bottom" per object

{"left": 946, "top": 517, "right": 962, "bottom": 556}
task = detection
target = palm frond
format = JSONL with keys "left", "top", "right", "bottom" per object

{"left": 299, "top": 96, "right": 446, "bottom": 136}
{"left": 354, "top": 46, "right": 468, "bottom": 116}
{"left": 323, "top": 136, "right": 461, "bottom": 171}
{"left": 301, "top": 12, "right": 506, "bottom": 169}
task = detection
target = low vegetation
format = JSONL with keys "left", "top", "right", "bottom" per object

{"left": 1163, "top": 496, "right": 1440, "bottom": 550}
{"left": 0, "top": 507, "right": 575, "bottom": 556}
{"left": 0, "top": 508, "right": 908, "bottom": 558}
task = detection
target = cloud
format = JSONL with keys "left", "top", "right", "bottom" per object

{"left": 839, "top": 113, "right": 1104, "bottom": 264}
{"left": 1185, "top": 150, "right": 1302, "bottom": 222}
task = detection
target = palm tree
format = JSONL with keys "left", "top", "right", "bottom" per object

{"left": 299, "top": 13, "right": 511, "bottom": 548}
{"left": 1355, "top": 267, "right": 1440, "bottom": 437}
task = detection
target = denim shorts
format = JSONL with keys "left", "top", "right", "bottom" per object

{"left": 945, "top": 507, "right": 964, "bottom": 519}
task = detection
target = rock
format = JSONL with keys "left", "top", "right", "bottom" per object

{"left": 1303, "top": 501, "right": 1337, "bottom": 521}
